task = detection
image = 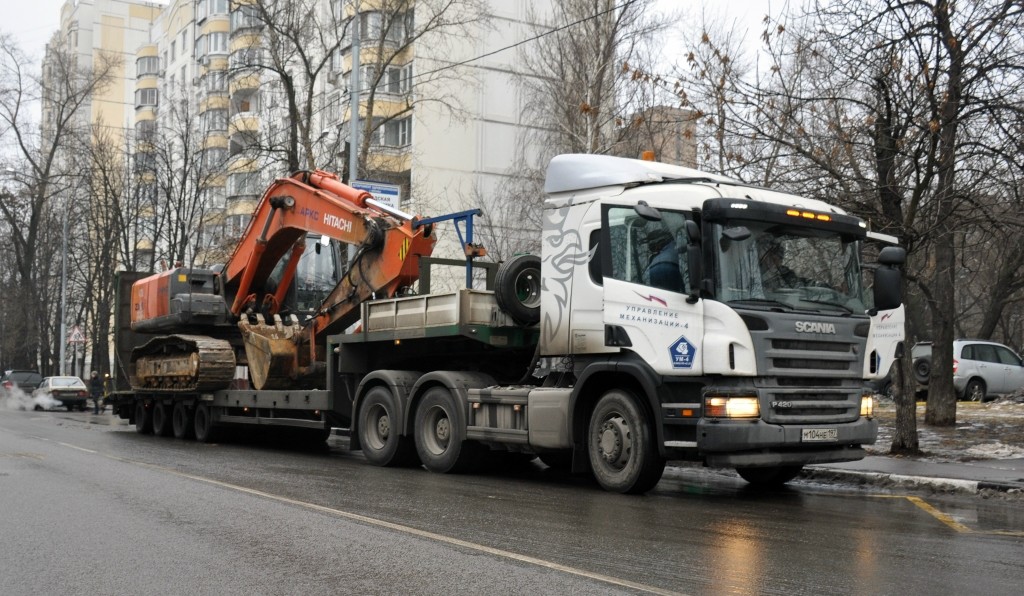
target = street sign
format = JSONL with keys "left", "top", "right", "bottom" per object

{"left": 68, "top": 325, "right": 86, "bottom": 344}
{"left": 352, "top": 179, "right": 402, "bottom": 210}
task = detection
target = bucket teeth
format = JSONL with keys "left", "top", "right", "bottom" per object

{"left": 239, "top": 315, "right": 302, "bottom": 390}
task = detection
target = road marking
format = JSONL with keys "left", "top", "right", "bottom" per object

{"left": 57, "top": 442, "right": 97, "bottom": 454}
{"left": 65, "top": 446, "right": 685, "bottom": 596}
{"left": 905, "top": 496, "right": 972, "bottom": 533}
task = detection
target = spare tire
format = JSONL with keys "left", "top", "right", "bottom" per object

{"left": 913, "top": 357, "right": 931, "bottom": 385}
{"left": 495, "top": 254, "right": 542, "bottom": 325}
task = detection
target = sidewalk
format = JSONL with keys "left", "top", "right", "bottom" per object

{"left": 807, "top": 456, "right": 1024, "bottom": 494}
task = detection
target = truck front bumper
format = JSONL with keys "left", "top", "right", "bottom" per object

{"left": 696, "top": 416, "right": 878, "bottom": 468}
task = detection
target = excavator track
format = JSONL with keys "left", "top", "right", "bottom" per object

{"left": 131, "top": 334, "right": 236, "bottom": 392}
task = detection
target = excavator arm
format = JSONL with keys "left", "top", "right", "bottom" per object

{"left": 222, "top": 170, "right": 435, "bottom": 389}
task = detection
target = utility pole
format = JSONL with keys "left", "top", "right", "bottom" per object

{"left": 348, "top": 2, "right": 360, "bottom": 185}
{"left": 59, "top": 204, "right": 69, "bottom": 376}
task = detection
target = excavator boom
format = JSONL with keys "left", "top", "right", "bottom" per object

{"left": 129, "top": 170, "right": 436, "bottom": 391}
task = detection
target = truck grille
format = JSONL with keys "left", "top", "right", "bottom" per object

{"left": 741, "top": 311, "right": 869, "bottom": 424}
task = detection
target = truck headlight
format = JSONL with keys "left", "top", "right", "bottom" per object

{"left": 705, "top": 396, "right": 760, "bottom": 418}
{"left": 860, "top": 394, "right": 874, "bottom": 418}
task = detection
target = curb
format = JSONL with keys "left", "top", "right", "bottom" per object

{"left": 802, "top": 467, "right": 1024, "bottom": 494}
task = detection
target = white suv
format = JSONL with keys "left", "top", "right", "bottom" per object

{"left": 913, "top": 340, "right": 1024, "bottom": 402}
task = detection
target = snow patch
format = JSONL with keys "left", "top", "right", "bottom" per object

{"left": 964, "top": 442, "right": 1024, "bottom": 459}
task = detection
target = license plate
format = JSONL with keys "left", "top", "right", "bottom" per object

{"left": 801, "top": 428, "right": 838, "bottom": 442}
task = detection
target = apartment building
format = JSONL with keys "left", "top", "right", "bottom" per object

{"left": 44, "top": 0, "right": 164, "bottom": 141}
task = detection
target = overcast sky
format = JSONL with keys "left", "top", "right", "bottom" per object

{"left": 5, "top": 0, "right": 777, "bottom": 67}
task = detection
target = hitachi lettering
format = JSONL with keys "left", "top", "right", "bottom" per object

{"left": 795, "top": 321, "right": 836, "bottom": 334}
{"left": 324, "top": 213, "right": 353, "bottom": 233}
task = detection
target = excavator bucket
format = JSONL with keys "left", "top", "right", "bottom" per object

{"left": 239, "top": 314, "right": 301, "bottom": 390}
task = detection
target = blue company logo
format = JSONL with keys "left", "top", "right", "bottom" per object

{"left": 669, "top": 335, "right": 696, "bottom": 369}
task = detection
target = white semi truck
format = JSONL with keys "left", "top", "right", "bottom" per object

{"left": 331, "top": 154, "right": 905, "bottom": 493}
{"left": 113, "top": 154, "right": 905, "bottom": 494}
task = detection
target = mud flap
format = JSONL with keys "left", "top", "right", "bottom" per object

{"left": 239, "top": 314, "right": 302, "bottom": 389}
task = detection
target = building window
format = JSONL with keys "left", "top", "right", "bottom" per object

{"left": 203, "top": 109, "right": 227, "bottom": 131}
{"left": 210, "top": 0, "right": 228, "bottom": 16}
{"left": 136, "top": 56, "right": 160, "bottom": 77}
{"left": 205, "top": 70, "right": 227, "bottom": 92}
{"left": 227, "top": 172, "right": 259, "bottom": 197}
{"left": 325, "top": 93, "right": 340, "bottom": 123}
{"left": 230, "top": 48, "right": 263, "bottom": 68}
{"left": 231, "top": 5, "right": 260, "bottom": 30}
{"left": 197, "top": 0, "right": 208, "bottom": 22}
{"left": 203, "top": 147, "right": 227, "bottom": 169}
{"left": 171, "top": 41, "right": 176, "bottom": 61}
{"left": 384, "top": 63, "right": 412, "bottom": 94}
{"left": 135, "top": 119, "right": 156, "bottom": 141}
{"left": 135, "top": 88, "right": 159, "bottom": 107}
{"left": 382, "top": 117, "right": 411, "bottom": 147}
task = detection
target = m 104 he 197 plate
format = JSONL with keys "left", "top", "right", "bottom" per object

{"left": 801, "top": 428, "right": 838, "bottom": 442}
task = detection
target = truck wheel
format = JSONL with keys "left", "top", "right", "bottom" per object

{"left": 358, "top": 386, "right": 418, "bottom": 467}
{"left": 587, "top": 389, "right": 665, "bottom": 494}
{"left": 414, "top": 387, "right": 478, "bottom": 473}
{"left": 495, "top": 254, "right": 542, "bottom": 326}
{"left": 134, "top": 401, "right": 153, "bottom": 435}
{"left": 172, "top": 403, "right": 195, "bottom": 440}
{"left": 913, "top": 357, "right": 931, "bottom": 384}
{"left": 194, "top": 404, "right": 220, "bottom": 443}
{"left": 736, "top": 465, "right": 803, "bottom": 486}
{"left": 152, "top": 403, "right": 173, "bottom": 437}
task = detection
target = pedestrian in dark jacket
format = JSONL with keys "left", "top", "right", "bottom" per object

{"left": 89, "top": 371, "right": 104, "bottom": 414}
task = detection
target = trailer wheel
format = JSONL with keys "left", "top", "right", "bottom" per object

{"left": 194, "top": 404, "right": 220, "bottom": 443}
{"left": 587, "top": 389, "right": 665, "bottom": 494}
{"left": 358, "top": 386, "right": 418, "bottom": 467}
{"left": 134, "top": 401, "right": 153, "bottom": 435}
{"left": 414, "top": 387, "right": 478, "bottom": 473}
{"left": 152, "top": 402, "right": 173, "bottom": 437}
{"left": 495, "top": 254, "right": 542, "bottom": 325}
{"left": 172, "top": 403, "right": 195, "bottom": 440}
{"left": 736, "top": 465, "right": 803, "bottom": 486}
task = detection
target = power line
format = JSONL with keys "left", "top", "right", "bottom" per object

{"left": 411, "top": 0, "right": 640, "bottom": 81}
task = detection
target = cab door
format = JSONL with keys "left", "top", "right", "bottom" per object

{"left": 600, "top": 205, "right": 704, "bottom": 375}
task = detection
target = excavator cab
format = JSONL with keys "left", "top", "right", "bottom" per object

{"left": 265, "top": 234, "right": 345, "bottom": 321}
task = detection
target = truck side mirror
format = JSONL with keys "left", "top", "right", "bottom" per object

{"left": 872, "top": 246, "right": 905, "bottom": 311}
{"left": 878, "top": 246, "right": 906, "bottom": 265}
{"left": 686, "top": 245, "right": 702, "bottom": 304}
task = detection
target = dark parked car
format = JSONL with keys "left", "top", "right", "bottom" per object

{"left": 1, "top": 370, "right": 43, "bottom": 394}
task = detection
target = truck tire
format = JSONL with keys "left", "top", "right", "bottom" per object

{"left": 913, "top": 357, "right": 931, "bottom": 384}
{"left": 736, "top": 465, "right": 803, "bottom": 486}
{"left": 414, "top": 387, "right": 479, "bottom": 473}
{"left": 172, "top": 403, "right": 195, "bottom": 439}
{"left": 358, "top": 386, "right": 418, "bottom": 467}
{"left": 194, "top": 404, "right": 220, "bottom": 443}
{"left": 134, "top": 401, "right": 153, "bottom": 435}
{"left": 587, "top": 389, "right": 665, "bottom": 494}
{"left": 495, "top": 254, "right": 542, "bottom": 326}
{"left": 152, "top": 402, "right": 173, "bottom": 437}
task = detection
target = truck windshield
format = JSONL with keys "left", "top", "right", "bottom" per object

{"left": 711, "top": 221, "right": 866, "bottom": 314}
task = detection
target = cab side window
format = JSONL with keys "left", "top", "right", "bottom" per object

{"left": 996, "top": 346, "right": 1023, "bottom": 367}
{"left": 606, "top": 206, "right": 689, "bottom": 294}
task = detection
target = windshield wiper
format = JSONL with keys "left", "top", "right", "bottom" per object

{"left": 729, "top": 298, "right": 792, "bottom": 311}
{"left": 799, "top": 298, "right": 854, "bottom": 314}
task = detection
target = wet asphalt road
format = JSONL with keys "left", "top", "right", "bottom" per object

{"left": 1, "top": 410, "right": 1023, "bottom": 596}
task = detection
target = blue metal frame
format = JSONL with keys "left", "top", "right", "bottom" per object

{"left": 413, "top": 209, "right": 483, "bottom": 288}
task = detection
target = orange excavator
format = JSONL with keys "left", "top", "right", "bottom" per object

{"left": 129, "top": 170, "right": 437, "bottom": 391}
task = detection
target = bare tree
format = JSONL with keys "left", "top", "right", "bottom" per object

{"left": 0, "top": 33, "right": 117, "bottom": 371}
{"left": 145, "top": 86, "right": 226, "bottom": 268}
